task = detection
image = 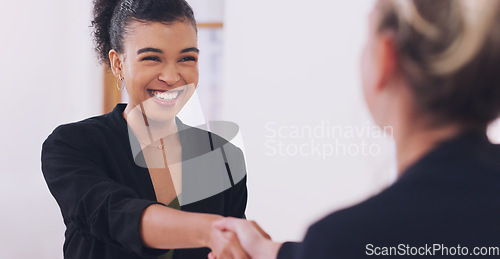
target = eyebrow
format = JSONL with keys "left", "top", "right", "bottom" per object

{"left": 180, "top": 47, "right": 200, "bottom": 54}
{"left": 137, "top": 48, "right": 163, "bottom": 55}
{"left": 136, "top": 47, "right": 200, "bottom": 55}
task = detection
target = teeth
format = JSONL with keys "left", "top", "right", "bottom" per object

{"left": 152, "top": 90, "right": 180, "bottom": 101}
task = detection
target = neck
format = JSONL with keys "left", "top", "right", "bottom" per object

{"left": 123, "top": 103, "right": 178, "bottom": 144}
{"left": 394, "top": 120, "right": 463, "bottom": 176}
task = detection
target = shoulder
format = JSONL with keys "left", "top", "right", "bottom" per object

{"left": 303, "top": 184, "right": 414, "bottom": 251}
{"left": 309, "top": 195, "right": 388, "bottom": 237}
{"left": 42, "top": 113, "right": 114, "bottom": 150}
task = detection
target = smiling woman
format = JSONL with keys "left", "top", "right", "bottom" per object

{"left": 40, "top": 0, "right": 249, "bottom": 259}
{"left": 110, "top": 21, "right": 198, "bottom": 123}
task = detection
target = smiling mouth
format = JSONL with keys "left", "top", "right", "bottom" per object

{"left": 147, "top": 89, "right": 184, "bottom": 101}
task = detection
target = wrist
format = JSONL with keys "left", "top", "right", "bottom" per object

{"left": 260, "top": 240, "right": 283, "bottom": 259}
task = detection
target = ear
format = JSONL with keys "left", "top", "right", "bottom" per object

{"left": 109, "top": 49, "right": 123, "bottom": 78}
{"left": 374, "top": 31, "right": 398, "bottom": 92}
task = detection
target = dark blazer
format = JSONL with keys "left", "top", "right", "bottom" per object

{"left": 278, "top": 130, "right": 500, "bottom": 258}
{"left": 41, "top": 104, "right": 248, "bottom": 259}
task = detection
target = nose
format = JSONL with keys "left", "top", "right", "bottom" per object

{"left": 158, "top": 64, "right": 181, "bottom": 86}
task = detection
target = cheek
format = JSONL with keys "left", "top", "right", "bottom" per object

{"left": 127, "top": 67, "right": 155, "bottom": 91}
{"left": 179, "top": 64, "right": 199, "bottom": 86}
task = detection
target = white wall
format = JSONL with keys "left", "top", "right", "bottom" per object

{"left": 223, "top": 0, "right": 399, "bottom": 242}
{"left": 0, "top": 0, "right": 101, "bottom": 258}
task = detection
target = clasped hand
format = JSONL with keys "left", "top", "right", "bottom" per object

{"left": 206, "top": 218, "right": 281, "bottom": 259}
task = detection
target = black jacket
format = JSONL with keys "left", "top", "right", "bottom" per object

{"left": 41, "top": 104, "right": 248, "bottom": 259}
{"left": 279, "top": 130, "right": 500, "bottom": 258}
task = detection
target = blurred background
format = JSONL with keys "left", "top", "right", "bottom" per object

{"left": 0, "top": 0, "right": 499, "bottom": 258}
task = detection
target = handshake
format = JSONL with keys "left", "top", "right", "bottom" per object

{"left": 207, "top": 218, "right": 282, "bottom": 259}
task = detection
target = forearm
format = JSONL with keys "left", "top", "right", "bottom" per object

{"left": 140, "top": 204, "right": 221, "bottom": 249}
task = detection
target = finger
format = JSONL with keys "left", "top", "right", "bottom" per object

{"left": 208, "top": 251, "right": 216, "bottom": 259}
{"left": 214, "top": 230, "right": 248, "bottom": 259}
{"left": 227, "top": 244, "right": 249, "bottom": 259}
{"left": 225, "top": 232, "right": 250, "bottom": 259}
{"left": 250, "top": 220, "right": 272, "bottom": 240}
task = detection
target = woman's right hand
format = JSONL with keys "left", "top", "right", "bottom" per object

{"left": 206, "top": 219, "right": 249, "bottom": 259}
{"left": 211, "top": 218, "right": 282, "bottom": 259}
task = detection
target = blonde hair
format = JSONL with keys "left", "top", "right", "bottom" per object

{"left": 377, "top": 0, "right": 500, "bottom": 128}
{"left": 392, "top": 0, "right": 500, "bottom": 75}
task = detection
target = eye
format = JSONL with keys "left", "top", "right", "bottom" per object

{"left": 179, "top": 56, "right": 197, "bottom": 62}
{"left": 141, "top": 56, "right": 161, "bottom": 62}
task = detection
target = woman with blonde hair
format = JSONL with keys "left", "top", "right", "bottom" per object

{"left": 215, "top": 0, "right": 500, "bottom": 257}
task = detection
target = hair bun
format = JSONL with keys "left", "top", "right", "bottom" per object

{"left": 91, "top": 0, "right": 122, "bottom": 66}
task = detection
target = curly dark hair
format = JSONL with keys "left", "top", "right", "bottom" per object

{"left": 91, "top": 0, "right": 196, "bottom": 67}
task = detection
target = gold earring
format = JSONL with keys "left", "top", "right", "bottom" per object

{"left": 117, "top": 75, "right": 124, "bottom": 91}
